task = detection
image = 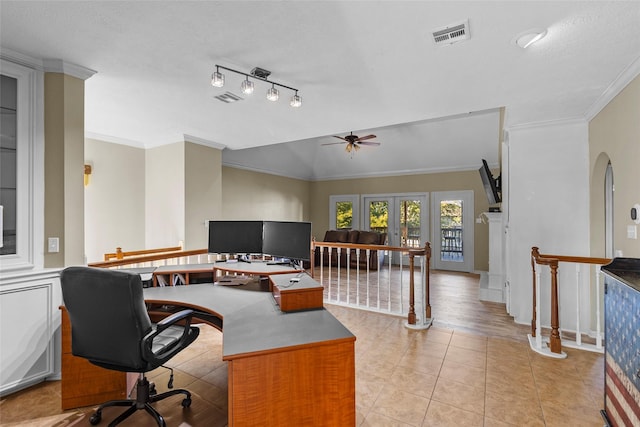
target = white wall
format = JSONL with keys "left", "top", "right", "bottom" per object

{"left": 145, "top": 143, "right": 185, "bottom": 249}
{"left": 84, "top": 138, "right": 145, "bottom": 263}
{"left": 505, "top": 120, "right": 590, "bottom": 330}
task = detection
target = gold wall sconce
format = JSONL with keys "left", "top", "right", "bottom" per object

{"left": 84, "top": 164, "right": 92, "bottom": 186}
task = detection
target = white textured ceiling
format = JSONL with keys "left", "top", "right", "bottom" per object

{"left": 1, "top": 1, "right": 639, "bottom": 180}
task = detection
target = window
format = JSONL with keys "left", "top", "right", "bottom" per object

{"left": 329, "top": 195, "right": 359, "bottom": 230}
{"left": 1, "top": 75, "right": 17, "bottom": 255}
{"left": 0, "top": 59, "right": 44, "bottom": 271}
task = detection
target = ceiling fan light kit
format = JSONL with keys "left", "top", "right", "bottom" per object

{"left": 211, "top": 64, "right": 301, "bottom": 107}
{"left": 323, "top": 131, "right": 381, "bottom": 156}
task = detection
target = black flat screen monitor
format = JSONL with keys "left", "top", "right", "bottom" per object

{"left": 262, "top": 221, "right": 312, "bottom": 262}
{"left": 208, "top": 220, "right": 264, "bottom": 254}
{"left": 479, "top": 159, "right": 501, "bottom": 205}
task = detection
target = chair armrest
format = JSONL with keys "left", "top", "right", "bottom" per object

{"left": 155, "top": 309, "right": 194, "bottom": 332}
{"left": 142, "top": 309, "right": 196, "bottom": 365}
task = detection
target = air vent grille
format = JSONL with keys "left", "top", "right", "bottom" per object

{"left": 432, "top": 20, "right": 470, "bottom": 45}
{"left": 214, "top": 92, "right": 243, "bottom": 103}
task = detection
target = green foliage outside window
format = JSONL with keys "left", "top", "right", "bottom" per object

{"left": 369, "top": 201, "right": 388, "bottom": 229}
{"left": 440, "top": 200, "right": 462, "bottom": 228}
{"left": 336, "top": 201, "right": 353, "bottom": 229}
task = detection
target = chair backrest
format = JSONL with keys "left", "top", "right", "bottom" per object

{"left": 60, "top": 266, "right": 153, "bottom": 371}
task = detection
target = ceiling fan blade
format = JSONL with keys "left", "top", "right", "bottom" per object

{"left": 354, "top": 134, "right": 377, "bottom": 142}
{"left": 359, "top": 141, "right": 381, "bottom": 146}
{"left": 333, "top": 135, "right": 348, "bottom": 142}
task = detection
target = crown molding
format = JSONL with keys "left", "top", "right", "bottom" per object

{"left": 85, "top": 132, "right": 146, "bottom": 149}
{"left": 584, "top": 55, "right": 640, "bottom": 121}
{"left": 0, "top": 47, "right": 43, "bottom": 70}
{"left": 505, "top": 116, "right": 587, "bottom": 133}
{"left": 42, "top": 58, "right": 97, "bottom": 80}
{"left": 183, "top": 134, "right": 226, "bottom": 150}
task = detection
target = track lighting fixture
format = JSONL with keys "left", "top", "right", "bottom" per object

{"left": 210, "top": 64, "right": 301, "bottom": 107}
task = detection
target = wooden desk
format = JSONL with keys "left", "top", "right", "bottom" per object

{"left": 144, "top": 284, "right": 355, "bottom": 426}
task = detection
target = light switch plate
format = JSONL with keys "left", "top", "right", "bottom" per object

{"left": 48, "top": 237, "right": 59, "bottom": 253}
{"left": 627, "top": 225, "right": 637, "bottom": 240}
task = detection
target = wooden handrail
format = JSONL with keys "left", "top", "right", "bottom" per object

{"left": 90, "top": 248, "right": 208, "bottom": 268}
{"left": 103, "top": 245, "right": 183, "bottom": 261}
{"left": 531, "top": 246, "right": 611, "bottom": 355}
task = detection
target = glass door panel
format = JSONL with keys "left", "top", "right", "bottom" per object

{"left": 364, "top": 194, "right": 428, "bottom": 265}
{"left": 432, "top": 191, "right": 474, "bottom": 272}
{"left": 440, "top": 200, "right": 463, "bottom": 262}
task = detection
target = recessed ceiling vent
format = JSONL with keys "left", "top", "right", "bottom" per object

{"left": 214, "top": 92, "right": 243, "bottom": 104}
{"left": 432, "top": 19, "right": 470, "bottom": 45}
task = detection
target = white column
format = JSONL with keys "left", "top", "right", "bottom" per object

{"left": 479, "top": 212, "right": 505, "bottom": 302}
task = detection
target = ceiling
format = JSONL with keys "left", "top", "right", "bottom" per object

{"left": 1, "top": 1, "right": 639, "bottom": 180}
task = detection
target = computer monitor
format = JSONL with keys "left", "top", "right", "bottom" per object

{"left": 207, "top": 220, "right": 263, "bottom": 255}
{"left": 262, "top": 221, "right": 312, "bottom": 262}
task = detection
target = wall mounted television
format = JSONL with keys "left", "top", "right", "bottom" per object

{"left": 262, "top": 221, "right": 312, "bottom": 262}
{"left": 479, "top": 159, "right": 502, "bottom": 205}
{"left": 207, "top": 220, "right": 264, "bottom": 255}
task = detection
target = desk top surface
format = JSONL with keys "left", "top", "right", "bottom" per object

{"left": 212, "top": 260, "right": 302, "bottom": 275}
{"left": 143, "top": 283, "right": 354, "bottom": 359}
{"left": 270, "top": 273, "right": 323, "bottom": 291}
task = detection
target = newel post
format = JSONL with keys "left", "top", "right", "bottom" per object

{"left": 424, "top": 242, "right": 431, "bottom": 320}
{"left": 549, "top": 260, "right": 562, "bottom": 353}
{"left": 407, "top": 250, "right": 417, "bottom": 325}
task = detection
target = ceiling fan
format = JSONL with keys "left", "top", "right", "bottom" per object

{"left": 322, "top": 132, "right": 381, "bottom": 153}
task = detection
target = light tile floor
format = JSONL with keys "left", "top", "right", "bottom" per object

{"left": 1, "top": 285, "right": 605, "bottom": 426}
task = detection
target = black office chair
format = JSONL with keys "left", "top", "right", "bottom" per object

{"left": 60, "top": 266, "right": 200, "bottom": 427}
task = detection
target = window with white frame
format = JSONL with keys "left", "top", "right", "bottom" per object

{"left": 0, "top": 58, "right": 44, "bottom": 271}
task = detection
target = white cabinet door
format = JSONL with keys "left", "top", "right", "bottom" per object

{"left": 0, "top": 271, "right": 60, "bottom": 395}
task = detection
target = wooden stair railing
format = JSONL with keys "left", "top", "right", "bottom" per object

{"left": 531, "top": 246, "right": 611, "bottom": 357}
{"left": 89, "top": 248, "right": 209, "bottom": 269}
{"left": 312, "top": 240, "right": 432, "bottom": 327}
{"left": 103, "top": 245, "right": 184, "bottom": 261}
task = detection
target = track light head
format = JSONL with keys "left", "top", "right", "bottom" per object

{"left": 241, "top": 78, "right": 254, "bottom": 95}
{"left": 266, "top": 85, "right": 279, "bottom": 102}
{"left": 211, "top": 67, "right": 224, "bottom": 87}
{"left": 290, "top": 91, "right": 302, "bottom": 107}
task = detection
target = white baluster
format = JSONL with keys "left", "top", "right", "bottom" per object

{"left": 596, "top": 265, "right": 603, "bottom": 349}
{"left": 535, "top": 270, "right": 542, "bottom": 350}
{"left": 575, "top": 263, "right": 582, "bottom": 346}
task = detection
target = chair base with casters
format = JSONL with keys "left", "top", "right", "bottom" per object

{"left": 89, "top": 373, "right": 191, "bottom": 427}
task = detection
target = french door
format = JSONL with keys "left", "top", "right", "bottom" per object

{"left": 431, "top": 191, "right": 474, "bottom": 272}
{"left": 363, "top": 193, "right": 428, "bottom": 264}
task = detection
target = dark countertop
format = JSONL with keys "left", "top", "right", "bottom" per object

{"left": 601, "top": 257, "right": 640, "bottom": 293}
